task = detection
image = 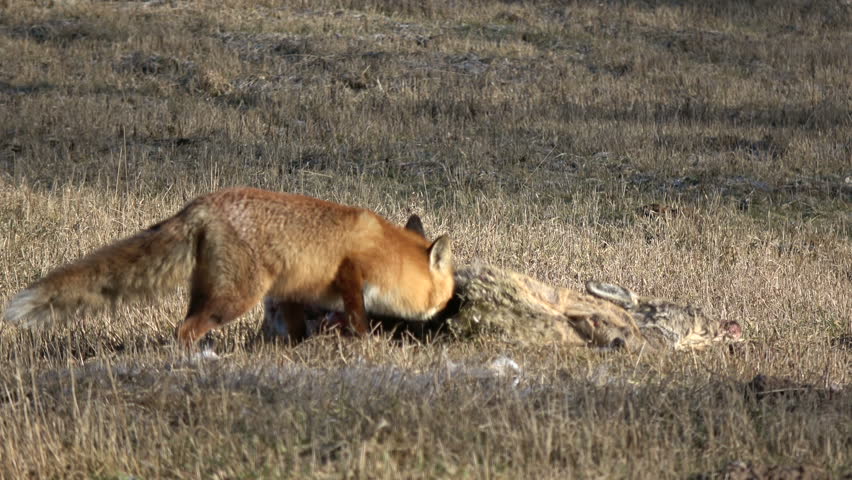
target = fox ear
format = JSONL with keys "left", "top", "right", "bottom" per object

{"left": 428, "top": 235, "right": 452, "bottom": 272}
{"left": 404, "top": 215, "right": 426, "bottom": 238}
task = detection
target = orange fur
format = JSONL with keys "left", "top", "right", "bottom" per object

{"left": 3, "top": 188, "right": 455, "bottom": 347}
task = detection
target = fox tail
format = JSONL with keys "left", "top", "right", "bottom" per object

{"left": 3, "top": 214, "right": 199, "bottom": 327}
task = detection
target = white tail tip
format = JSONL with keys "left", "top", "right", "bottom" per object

{"left": 2, "top": 288, "right": 46, "bottom": 328}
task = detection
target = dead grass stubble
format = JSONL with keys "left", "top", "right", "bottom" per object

{"left": 0, "top": 0, "right": 850, "bottom": 478}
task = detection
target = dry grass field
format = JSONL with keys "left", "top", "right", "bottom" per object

{"left": 1, "top": 0, "right": 850, "bottom": 478}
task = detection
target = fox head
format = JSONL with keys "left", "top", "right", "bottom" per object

{"left": 404, "top": 215, "right": 455, "bottom": 320}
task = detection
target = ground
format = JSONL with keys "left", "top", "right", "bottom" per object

{"left": 0, "top": 0, "right": 850, "bottom": 478}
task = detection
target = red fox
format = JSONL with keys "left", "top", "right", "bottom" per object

{"left": 2, "top": 188, "right": 455, "bottom": 347}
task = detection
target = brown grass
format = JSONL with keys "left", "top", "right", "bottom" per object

{"left": 1, "top": 0, "right": 850, "bottom": 478}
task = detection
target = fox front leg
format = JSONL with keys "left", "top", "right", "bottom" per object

{"left": 333, "top": 258, "right": 369, "bottom": 335}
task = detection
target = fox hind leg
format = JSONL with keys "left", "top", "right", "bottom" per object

{"left": 177, "top": 281, "right": 271, "bottom": 348}
{"left": 176, "top": 234, "right": 272, "bottom": 348}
